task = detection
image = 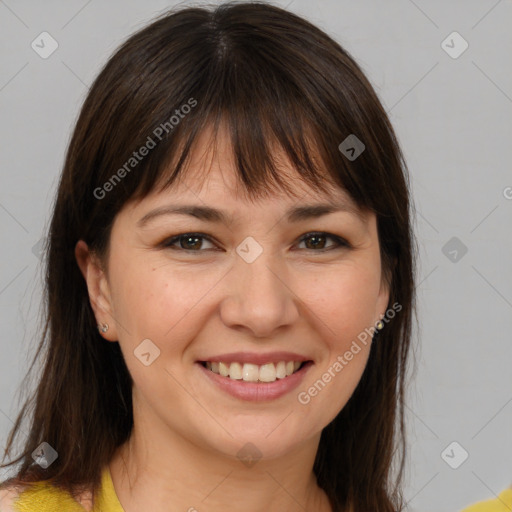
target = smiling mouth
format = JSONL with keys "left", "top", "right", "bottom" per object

{"left": 199, "top": 360, "right": 310, "bottom": 383}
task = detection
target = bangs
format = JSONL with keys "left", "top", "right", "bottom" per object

{"left": 82, "top": 1, "right": 398, "bottom": 259}
{"left": 128, "top": 76, "right": 357, "bottom": 208}
{"left": 106, "top": 4, "right": 378, "bottom": 211}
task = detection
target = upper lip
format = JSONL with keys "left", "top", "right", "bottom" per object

{"left": 197, "top": 351, "right": 312, "bottom": 365}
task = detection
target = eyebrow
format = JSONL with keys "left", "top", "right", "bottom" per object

{"left": 137, "top": 201, "right": 366, "bottom": 228}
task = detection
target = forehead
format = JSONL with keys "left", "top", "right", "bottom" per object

{"left": 150, "top": 121, "right": 360, "bottom": 210}
{"left": 129, "top": 172, "right": 371, "bottom": 235}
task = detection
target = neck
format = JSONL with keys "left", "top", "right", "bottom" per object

{"left": 108, "top": 411, "right": 332, "bottom": 512}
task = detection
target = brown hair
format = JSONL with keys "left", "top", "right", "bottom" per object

{"left": 0, "top": 2, "right": 418, "bottom": 511}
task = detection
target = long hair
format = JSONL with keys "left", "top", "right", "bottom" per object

{"left": 0, "top": 2, "right": 418, "bottom": 511}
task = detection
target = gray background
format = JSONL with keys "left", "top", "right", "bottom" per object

{"left": 1, "top": 1, "right": 511, "bottom": 511}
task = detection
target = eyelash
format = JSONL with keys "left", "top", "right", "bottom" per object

{"left": 160, "top": 231, "right": 350, "bottom": 253}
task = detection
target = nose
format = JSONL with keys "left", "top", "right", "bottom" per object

{"left": 219, "top": 251, "right": 300, "bottom": 338}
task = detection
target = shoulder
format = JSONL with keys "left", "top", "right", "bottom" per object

{"left": 0, "top": 488, "right": 15, "bottom": 511}
{"left": 0, "top": 484, "right": 27, "bottom": 511}
{"left": 461, "top": 487, "right": 512, "bottom": 512}
{"left": 0, "top": 481, "right": 93, "bottom": 512}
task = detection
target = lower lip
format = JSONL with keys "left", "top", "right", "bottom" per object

{"left": 196, "top": 361, "right": 313, "bottom": 402}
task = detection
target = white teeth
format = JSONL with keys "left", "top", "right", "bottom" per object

{"left": 204, "top": 360, "right": 305, "bottom": 382}
{"left": 219, "top": 362, "right": 230, "bottom": 377}
{"left": 275, "top": 361, "right": 286, "bottom": 379}
{"left": 242, "top": 363, "right": 259, "bottom": 382}
{"left": 229, "top": 362, "right": 243, "bottom": 380}
{"left": 259, "top": 363, "right": 276, "bottom": 382}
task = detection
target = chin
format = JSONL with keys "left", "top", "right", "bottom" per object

{"left": 202, "top": 416, "right": 315, "bottom": 462}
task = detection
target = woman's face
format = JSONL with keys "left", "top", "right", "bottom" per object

{"left": 83, "top": 126, "right": 390, "bottom": 461}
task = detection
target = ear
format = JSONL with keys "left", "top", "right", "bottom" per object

{"left": 75, "top": 240, "right": 118, "bottom": 342}
{"left": 375, "top": 257, "right": 395, "bottom": 325}
{"left": 375, "top": 277, "right": 391, "bottom": 325}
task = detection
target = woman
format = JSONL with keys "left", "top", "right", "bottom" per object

{"left": 0, "top": 2, "right": 417, "bottom": 511}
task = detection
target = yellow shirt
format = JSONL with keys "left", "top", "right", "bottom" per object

{"left": 13, "top": 465, "right": 124, "bottom": 512}
{"left": 11, "top": 472, "right": 511, "bottom": 512}
{"left": 461, "top": 488, "right": 512, "bottom": 512}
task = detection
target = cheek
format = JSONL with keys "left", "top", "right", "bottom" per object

{"left": 291, "top": 261, "right": 379, "bottom": 420}
{"left": 296, "top": 260, "right": 381, "bottom": 347}
{"left": 109, "top": 253, "right": 224, "bottom": 344}
{"left": 294, "top": 268, "right": 378, "bottom": 433}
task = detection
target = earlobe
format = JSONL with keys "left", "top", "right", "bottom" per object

{"left": 74, "top": 240, "right": 117, "bottom": 341}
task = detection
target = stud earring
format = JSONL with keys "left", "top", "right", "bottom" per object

{"left": 376, "top": 320, "right": 384, "bottom": 330}
{"left": 97, "top": 323, "right": 109, "bottom": 333}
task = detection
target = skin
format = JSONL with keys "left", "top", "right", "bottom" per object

{"left": 75, "top": 123, "right": 390, "bottom": 512}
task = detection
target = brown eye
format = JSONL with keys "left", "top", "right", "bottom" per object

{"left": 297, "top": 232, "right": 349, "bottom": 251}
{"left": 160, "top": 231, "right": 349, "bottom": 253}
{"left": 162, "top": 233, "right": 216, "bottom": 251}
